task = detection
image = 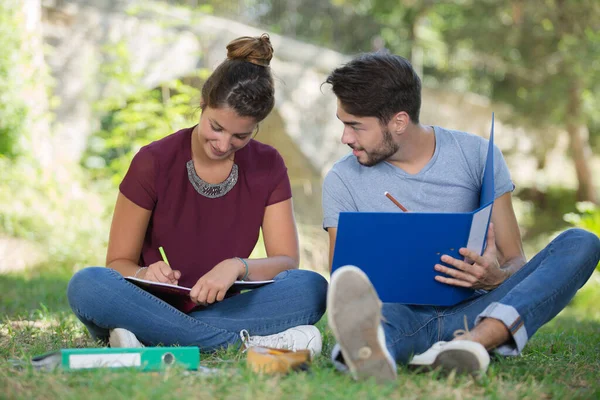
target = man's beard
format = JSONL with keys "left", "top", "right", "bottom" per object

{"left": 354, "top": 128, "right": 399, "bottom": 167}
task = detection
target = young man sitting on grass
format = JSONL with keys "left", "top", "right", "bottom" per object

{"left": 321, "top": 52, "right": 600, "bottom": 382}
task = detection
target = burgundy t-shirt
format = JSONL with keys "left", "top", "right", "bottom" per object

{"left": 119, "top": 126, "right": 292, "bottom": 288}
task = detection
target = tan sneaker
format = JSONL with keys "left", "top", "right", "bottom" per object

{"left": 240, "top": 325, "right": 322, "bottom": 358}
{"left": 109, "top": 328, "right": 144, "bottom": 348}
{"left": 328, "top": 265, "right": 397, "bottom": 383}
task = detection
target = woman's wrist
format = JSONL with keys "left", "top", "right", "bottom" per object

{"left": 134, "top": 266, "right": 147, "bottom": 278}
{"left": 234, "top": 257, "right": 249, "bottom": 281}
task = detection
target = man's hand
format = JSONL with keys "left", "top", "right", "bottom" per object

{"left": 434, "top": 223, "right": 509, "bottom": 290}
{"left": 189, "top": 258, "right": 243, "bottom": 305}
{"left": 141, "top": 261, "right": 181, "bottom": 285}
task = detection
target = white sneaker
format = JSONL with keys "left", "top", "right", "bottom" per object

{"left": 109, "top": 328, "right": 144, "bottom": 348}
{"left": 240, "top": 325, "right": 322, "bottom": 358}
{"left": 409, "top": 340, "right": 490, "bottom": 375}
{"left": 327, "top": 266, "right": 397, "bottom": 383}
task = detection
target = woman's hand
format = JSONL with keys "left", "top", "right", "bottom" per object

{"left": 190, "top": 258, "right": 244, "bottom": 305}
{"left": 139, "top": 261, "right": 181, "bottom": 285}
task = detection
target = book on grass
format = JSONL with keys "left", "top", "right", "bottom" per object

{"left": 31, "top": 347, "right": 200, "bottom": 371}
{"left": 125, "top": 276, "right": 274, "bottom": 313}
{"left": 331, "top": 114, "right": 498, "bottom": 306}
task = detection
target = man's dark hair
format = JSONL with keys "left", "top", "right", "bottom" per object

{"left": 324, "top": 53, "right": 422, "bottom": 124}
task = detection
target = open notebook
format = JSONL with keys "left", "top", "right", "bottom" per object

{"left": 331, "top": 114, "right": 497, "bottom": 306}
{"left": 125, "top": 277, "right": 274, "bottom": 312}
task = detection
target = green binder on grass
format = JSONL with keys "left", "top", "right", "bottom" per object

{"left": 31, "top": 347, "right": 200, "bottom": 371}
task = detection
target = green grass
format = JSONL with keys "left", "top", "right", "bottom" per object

{"left": 2, "top": 266, "right": 599, "bottom": 400}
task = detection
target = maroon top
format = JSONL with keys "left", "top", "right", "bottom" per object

{"left": 119, "top": 126, "right": 292, "bottom": 287}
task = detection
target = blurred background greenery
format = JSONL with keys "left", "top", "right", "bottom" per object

{"left": 1, "top": 0, "right": 599, "bottom": 315}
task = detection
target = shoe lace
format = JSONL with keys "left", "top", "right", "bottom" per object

{"left": 452, "top": 315, "right": 473, "bottom": 340}
{"left": 240, "top": 329, "right": 292, "bottom": 350}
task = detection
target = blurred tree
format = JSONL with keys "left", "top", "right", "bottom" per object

{"left": 0, "top": 0, "right": 27, "bottom": 158}
{"left": 333, "top": 0, "right": 599, "bottom": 203}
{"left": 177, "top": 0, "right": 382, "bottom": 53}
{"left": 0, "top": 0, "right": 52, "bottom": 164}
{"left": 256, "top": 0, "right": 381, "bottom": 53}
{"left": 339, "top": 0, "right": 445, "bottom": 74}
{"left": 20, "top": 0, "right": 53, "bottom": 168}
{"left": 431, "top": 0, "right": 600, "bottom": 203}
{"left": 84, "top": 77, "right": 202, "bottom": 184}
{"left": 84, "top": 40, "right": 206, "bottom": 183}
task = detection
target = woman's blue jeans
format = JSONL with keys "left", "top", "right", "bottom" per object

{"left": 68, "top": 268, "right": 328, "bottom": 351}
{"left": 381, "top": 228, "right": 600, "bottom": 363}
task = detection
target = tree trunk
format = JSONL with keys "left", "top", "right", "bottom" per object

{"left": 567, "top": 82, "right": 598, "bottom": 203}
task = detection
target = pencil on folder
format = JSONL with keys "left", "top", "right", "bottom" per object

{"left": 384, "top": 192, "right": 408, "bottom": 212}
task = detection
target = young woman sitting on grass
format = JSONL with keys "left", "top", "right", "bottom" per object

{"left": 67, "top": 34, "right": 327, "bottom": 356}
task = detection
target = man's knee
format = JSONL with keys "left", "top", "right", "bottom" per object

{"left": 558, "top": 228, "right": 599, "bottom": 248}
{"left": 575, "top": 228, "right": 600, "bottom": 259}
{"left": 555, "top": 228, "right": 599, "bottom": 253}
{"left": 553, "top": 228, "right": 600, "bottom": 280}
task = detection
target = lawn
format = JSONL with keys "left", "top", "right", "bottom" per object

{"left": 1, "top": 265, "right": 599, "bottom": 399}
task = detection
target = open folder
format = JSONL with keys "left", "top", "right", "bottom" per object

{"left": 332, "top": 114, "right": 497, "bottom": 306}
{"left": 125, "top": 277, "right": 274, "bottom": 313}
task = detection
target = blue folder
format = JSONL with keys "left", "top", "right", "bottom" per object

{"left": 331, "top": 114, "right": 497, "bottom": 306}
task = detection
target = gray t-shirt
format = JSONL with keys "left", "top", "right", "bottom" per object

{"left": 323, "top": 126, "right": 514, "bottom": 229}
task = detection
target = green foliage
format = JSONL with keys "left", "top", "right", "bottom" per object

{"left": 0, "top": 0, "right": 27, "bottom": 158}
{"left": 517, "top": 187, "right": 577, "bottom": 241}
{"left": 432, "top": 1, "right": 600, "bottom": 127}
{"left": 83, "top": 38, "right": 207, "bottom": 184}
{"left": 0, "top": 158, "right": 111, "bottom": 269}
{"left": 84, "top": 78, "right": 203, "bottom": 184}
{"left": 201, "top": 0, "right": 381, "bottom": 54}
{"left": 565, "top": 202, "right": 600, "bottom": 234}
{"left": 562, "top": 202, "right": 600, "bottom": 316}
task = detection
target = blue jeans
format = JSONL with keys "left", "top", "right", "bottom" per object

{"left": 68, "top": 267, "right": 327, "bottom": 351}
{"left": 381, "top": 228, "right": 600, "bottom": 363}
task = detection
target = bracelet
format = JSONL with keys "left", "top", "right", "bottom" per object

{"left": 134, "top": 266, "right": 147, "bottom": 278}
{"left": 235, "top": 257, "right": 249, "bottom": 281}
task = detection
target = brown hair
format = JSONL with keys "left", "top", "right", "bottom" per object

{"left": 324, "top": 52, "right": 422, "bottom": 124}
{"left": 201, "top": 34, "right": 275, "bottom": 122}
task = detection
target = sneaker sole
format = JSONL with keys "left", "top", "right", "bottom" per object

{"left": 409, "top": 348, "right": 486, "bottom": 376}
{"left": 434, "top": 349, "right": 483, "bottom": 374}
{"left": 328, "top": 266, "right": 396, "bottom": 383}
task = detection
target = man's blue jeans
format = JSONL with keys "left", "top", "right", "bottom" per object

{"left": 381, "top": 228, "right": 600, "bottom": 363}
{"left": 67, "top": 268, "right": 328, "bottom": 350}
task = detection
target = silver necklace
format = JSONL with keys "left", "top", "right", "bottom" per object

{"left": 186, "top": 160, "right": 238, "bottom": 198}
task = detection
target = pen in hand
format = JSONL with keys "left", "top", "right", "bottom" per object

{"left": 158, "top": 246, "right": 180, "bottom": 284}
{"left": 384, "top": 191, "right": 409, "bottom": 212}
{"left": 159, "top": 246, "right": 170, "bottom": 266}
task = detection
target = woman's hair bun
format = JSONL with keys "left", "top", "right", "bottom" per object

{"left": 226, "top": 34, "right": 273, "bottom": 67}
